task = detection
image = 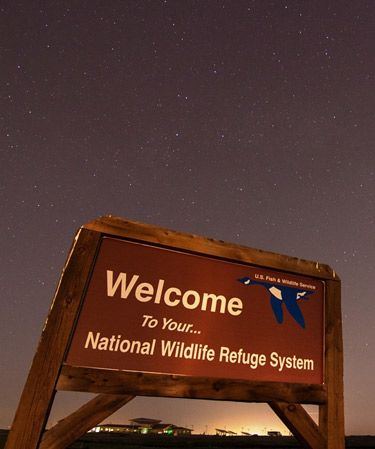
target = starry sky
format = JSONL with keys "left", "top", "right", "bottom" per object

{"left": 1, "top": 0, "right": 375, "bottom": 437}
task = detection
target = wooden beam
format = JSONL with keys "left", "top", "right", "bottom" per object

{"left": 83, "top": 215, "right": 338, "bottom": 280}
{"left": 269, "top": 401, "right": 326, "bottom": 449}
{"left": 5, "top": 229, "right": 101, "bottom": 449}
{"left": 57, "top": 365, "right": 327, "bottom": 405}
{"left": 40, "top": 394, "right": 134, "bottom": 449}
{"left": 319, "top": 280, "right": 345, "bottom": 449}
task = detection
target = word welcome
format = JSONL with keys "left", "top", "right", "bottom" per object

{"left": 106, "top": 270, "right": 243, "bottom": 316}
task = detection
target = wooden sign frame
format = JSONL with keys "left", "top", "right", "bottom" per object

{"left": 5, "top": 216, "right": 344, "bottom": 449}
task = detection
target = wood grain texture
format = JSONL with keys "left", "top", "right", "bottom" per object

{"left": 269, "top": 401, "right": 326, "bottom": 449}
{"left": 83, "top": 215, "right": 338, "bottom": 280}
{"left": 57, "top": 365, "right": 327, "bottom": 404}
{"left": 5, "top": 229, "right": 102, "bottom": 449}
{"left": 39, "top": 394, "right": 134, "bottom": 449}
{"left": 319, "top": 280, "right": 345, "bottom": 449}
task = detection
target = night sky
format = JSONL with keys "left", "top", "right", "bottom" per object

{"left": 1, "top": 0, "right": 375, "bottom": 436}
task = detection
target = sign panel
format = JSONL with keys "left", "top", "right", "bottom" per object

{"left": 66, "top": 237, "right": 324, "bottom": 384}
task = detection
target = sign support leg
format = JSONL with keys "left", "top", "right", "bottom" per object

{"left": 268, "top": 401, "right": 325, "bottom": 449}
{"left": 39, "top": 394, "right": 134, "bottom": 449}
{"left": 319, "top": 280, "right": 345, "bottom": 449}
{"left": 4, "top": 229, "right": 101, "bottom": 449}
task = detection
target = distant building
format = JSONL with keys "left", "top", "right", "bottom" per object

{"left": 268, "top": 430, "right": 282, "bottom": 436}
{"left": 130, "top": 417, "right": 161, "bottom": 433}
{"left": 89, "top": 417, "right": 192, "bottom": 436}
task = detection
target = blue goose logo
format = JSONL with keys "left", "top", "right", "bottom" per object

{"left": 237, "top": 277, "right": 313, "bottom": 328}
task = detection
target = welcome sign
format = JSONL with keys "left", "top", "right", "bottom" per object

{"left": 6, "top": 217, "right": 344, "bottom": 449}
{"left": 66, "top": 236, "right": 324, "bottom": 384}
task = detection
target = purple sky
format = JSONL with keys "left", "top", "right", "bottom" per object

{"left": 1, "top": 0, "right": 375, "bottom": 435}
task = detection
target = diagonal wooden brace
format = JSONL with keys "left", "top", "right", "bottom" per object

{"left": 40, "top": 394, "right": 134, "bottom": 449}
{"left": 268, "top": 401, "right": 326, "bottom": 449}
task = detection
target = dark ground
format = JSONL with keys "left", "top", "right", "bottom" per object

{"left": 1, "top": 431, "right": 375, "bottom": 449}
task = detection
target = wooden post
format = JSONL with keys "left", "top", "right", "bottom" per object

{"left": 319, "top": 279, "right": 345, "bottom": 449}
{"left": 5, "top": 229, "right": 101, "bottom": 449}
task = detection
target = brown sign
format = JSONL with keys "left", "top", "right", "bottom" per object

{"left": 66, "top": 236, "right": 324, "bottom": 384}
{"left": 5, "top": 217, "right": 344, "bottom": 449}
